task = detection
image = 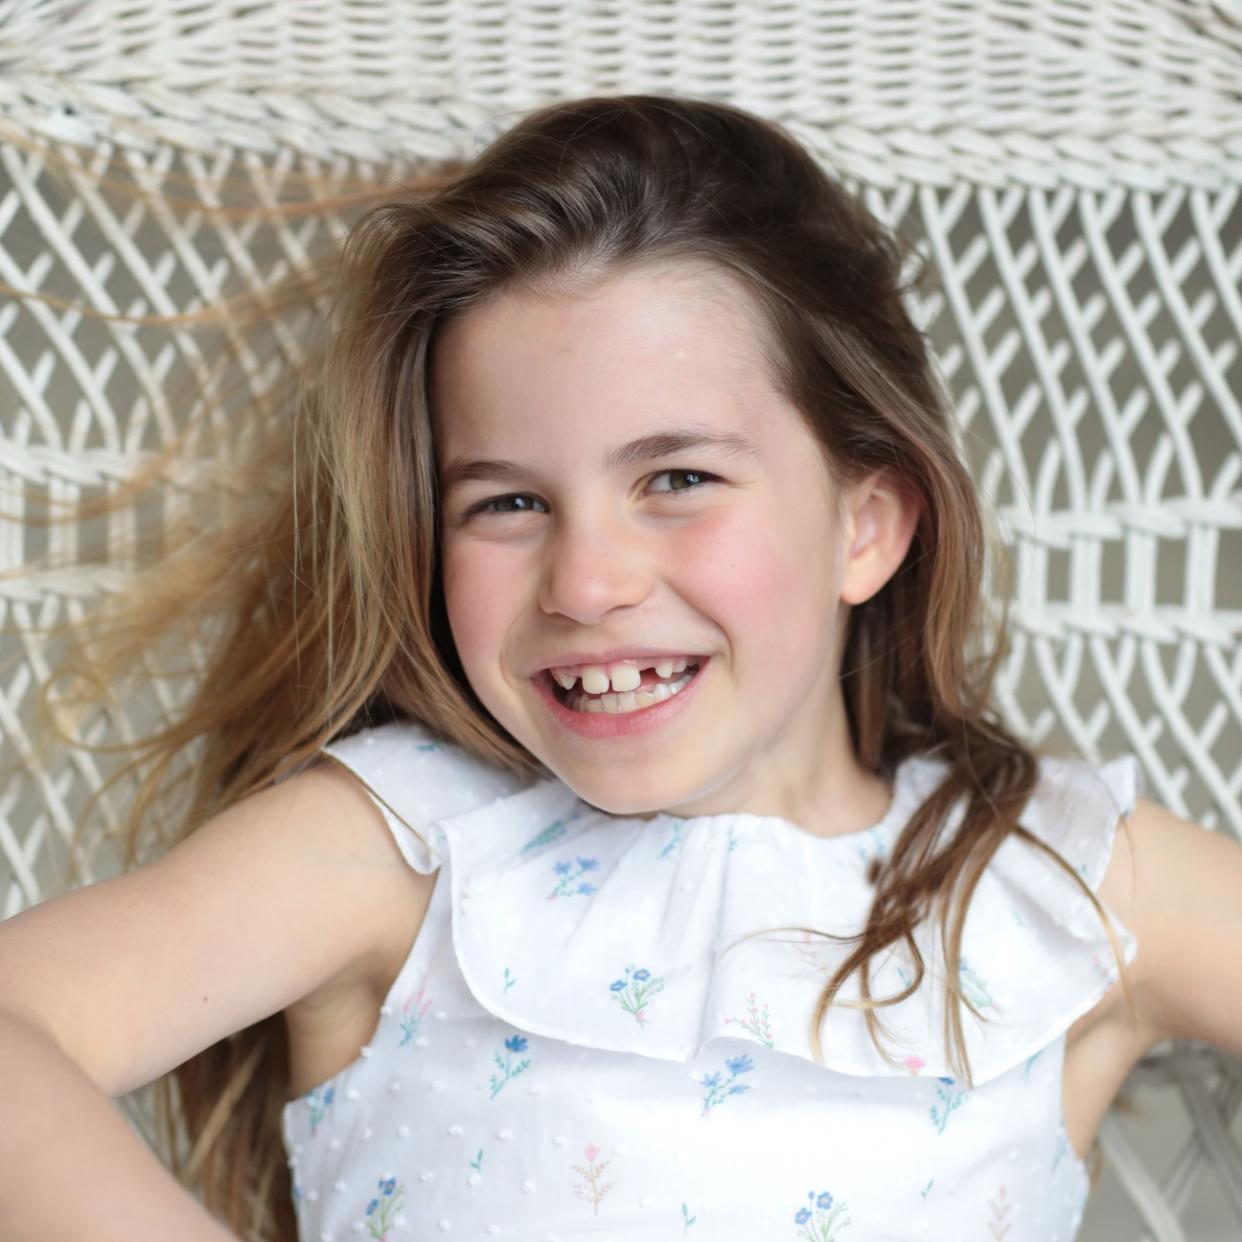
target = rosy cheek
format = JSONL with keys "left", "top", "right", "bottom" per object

{"left": 675, "top": 508, "right": 798, "bottom": 612}
{"left": 674, "top": 505, "right": 834, "bottom": 674}
{"left": 441, "top": 546, "right": 506, "bottom": 674}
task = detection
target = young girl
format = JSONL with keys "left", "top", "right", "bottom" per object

{"left": 1, "top": 94, "right": 1239, "bottom": 1242}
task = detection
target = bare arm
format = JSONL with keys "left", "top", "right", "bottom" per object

{"left": 0, "top": 760, "right": 432, "bottom": 1239}
{"left": 1102, "top": 794, "right": 1242, "bottom": 1055}
{"left": 0, "top": 1007, "right": 240, "bottom": 1242}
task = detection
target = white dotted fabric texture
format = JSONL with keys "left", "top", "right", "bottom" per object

{"left": 283, "top": 719, "right": 1140, "bottom": 1240}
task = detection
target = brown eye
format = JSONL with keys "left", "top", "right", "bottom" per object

{"left": 648, "top": 469, "right": 718, "bottom": 496}
{"left": 464, "top": 493, "right": 547, "bottom": 519}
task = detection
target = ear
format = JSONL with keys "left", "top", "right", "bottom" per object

{"left": 839, "top": 469, "right": 920, "bottom": 606}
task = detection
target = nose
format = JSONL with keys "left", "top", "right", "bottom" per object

{"left": 536, "top": 509, "right": 653, "bottom": 625}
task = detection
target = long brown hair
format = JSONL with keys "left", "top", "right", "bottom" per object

{"left": 3, "top": 94, "right": 1134, "bottom": 1239}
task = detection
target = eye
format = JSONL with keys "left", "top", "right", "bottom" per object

{"left": 457, "top": 468, "right": 720, "bottom": 521}
{"left": 647, "top": 468, "right": 719, "bottom": 497}
{"left": 461, "top": 493, "right": 548, "bottom": 519}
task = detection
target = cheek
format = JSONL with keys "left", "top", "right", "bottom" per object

{"left": 679, "top": 504, "right": 833, "bottom": 620}
{"left": 440, "top": 544, "right": 511, "bottom": 673}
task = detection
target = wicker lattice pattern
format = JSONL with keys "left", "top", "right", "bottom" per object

{"left": 1, "top": 2, "right": 1240, "bottom": 1239}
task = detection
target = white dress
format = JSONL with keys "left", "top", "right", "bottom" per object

{"left": 281, "top": 719, "right": 1140, "bottom": 1242}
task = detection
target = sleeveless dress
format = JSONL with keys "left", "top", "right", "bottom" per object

{"left": 281, "top": 719, "right": 1141, "bottom": 1242}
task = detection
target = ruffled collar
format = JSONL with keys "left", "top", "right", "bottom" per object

{"left": 414, "top": 747, "right": 1138, "bottom": 1089}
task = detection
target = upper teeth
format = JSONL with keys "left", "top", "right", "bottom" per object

{"left": 550, "top": 657, "right": 693, "bottom": 694}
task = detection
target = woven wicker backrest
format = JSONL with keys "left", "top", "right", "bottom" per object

{"left": 1, "top": 3, "right": 1239, "bottom": 1238}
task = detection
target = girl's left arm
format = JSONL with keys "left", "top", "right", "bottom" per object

{"left": 1113, "top": 795, "right": 1242, "bottom": 1057}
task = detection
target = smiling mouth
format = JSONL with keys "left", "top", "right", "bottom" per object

{"left": 547, "top": 662, "right": 702, "bottom": 714}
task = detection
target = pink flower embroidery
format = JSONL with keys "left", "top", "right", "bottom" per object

{"left": 573, "top": 1142, "right": 614, "bottom": 1214}
{"left": 724, "top": 991, "right": 774, "bottom": 1047}
{"left": 987, "top": 1183, "right": 1011, "bottom": 1239}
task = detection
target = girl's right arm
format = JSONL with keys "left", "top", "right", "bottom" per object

{"left": 0, "top": 759, "right": 433, "bottom": 1241}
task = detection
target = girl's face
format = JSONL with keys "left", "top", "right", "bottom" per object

{"left": 430, "top": 260, "right": 911, "bottom": 829}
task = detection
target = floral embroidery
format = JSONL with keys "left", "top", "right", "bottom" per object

{"left": 852, "top": 829, "right": 889, "bottom": 868}
{"left": 698, "top": 1053, "right": 754, "bottom": 1116}
{"left": 959, "top": 956, "right": 996, "bottom": 1011}
{"left": 573, "top": 1142, "right": 614, "bottom": 1214}
{"left": 547, "top": 855, "right": 601, "bottom": 899}
{"left": 724, "top": 991, "right": 774, "bottom": 1047}
{"left": 658, "top": 820, "right": 687, "bottom": 858}
{"left": 520, "top": 806, "right": 586, "bottom": 855}
{"left": 364, "top": 1175, "right": 405, "bottom": 1239}
{"left": 306, "top": 1083, "right": 334, "bottom": 1135}
{"left": 727, "top": 826, "right": 739, "bottom": 853}
{"left": 793, "top": 1188, "right": 852, "bottom": 1239}
{"left": 486, "top": 1034, "right": 532, "bottom": 1098}
{"left": 930, "top": 1076, "right": 968, "bottom": 1133}
{"left": 1023, "top": 1048, "right": 1044, "bottom": 1077}
{"left": 920, "top": 1178, "right": 934, "bottom": 1200}
{"left": 470, "top": 1149, "right": 484, "bottom": 1172}
{"left": 986, "top": 1183, "right": 1012, "bottom": 1238}
{"left": 790, "top": 929, "right": 839, "bottom": 971}
{"left": 681, "top": 1202, "right": 698, "bottom": 1231}
{"left": 901, "top": 1054, "right": 926, "bottom": 1076}
{"left": 503, "top": 966, "right": 517, "bottom": 993}
{"left": 609, "top": 964, "right": 665, "bottom": 1025}
{"left": 397, "top": 982, "right": 432, "bottom": 1046}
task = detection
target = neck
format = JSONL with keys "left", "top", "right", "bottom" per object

{"left": 649, "top": 690, "right": 890, "bottom": 839}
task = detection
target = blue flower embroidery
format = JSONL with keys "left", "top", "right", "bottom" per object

{"left": 792, "top": 1187, "right": 852, "bottom": 1238}
{"left": 520, "top": 806, "right": 587, "bottom": 855}
{"left": 698, "top": 1053, "right": 754, "bottom": 1116}
{"left": 548, "top": 855, "right": 601, "bottom": 899}
{"left": 486, "top": 1033, "right": 532, "bottom": 1098}
{"left": 930, "top": 1076, "right": 968, "bottom": 1133}
{"left": 306, "top": 1083, "right": 334, "bottom": 1135}
{"left": 959, "top": 955, "right": 995, "bottom": 1011}
{"left": 609, "top": 964, "right": 665, "bottom": 1026}
{"left": 658, "top": 821, "right": 687, "bottom": 858}
{"left": 364, "top": 1175, "right": 405, "bottom": 1238}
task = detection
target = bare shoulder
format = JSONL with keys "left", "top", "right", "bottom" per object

{"left": 286, "top": 757, "right": 439, "bottom": 1000}
{"left": 281, "top": 759, "right": 439, "bottom": 1094}
{"left": 279, "top": 755, "right": 439, "bottom": 998}
{"left": 1086, "top": 793, "right": 1242, "bottom": 1057}
{"left": 0, "top": 757, "right": 435, "bottom": 1100}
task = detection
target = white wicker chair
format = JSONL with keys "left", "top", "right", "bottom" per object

{"left": 1, "top": 2, "right": 1239, "bottom": 1239}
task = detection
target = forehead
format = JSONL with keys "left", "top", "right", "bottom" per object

{"left": 428, "top": 260, "right": 785, "bottom": 462}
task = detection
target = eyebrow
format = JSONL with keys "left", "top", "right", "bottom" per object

{"left": 438, "top": 426, "right": 761, "bottom": 498}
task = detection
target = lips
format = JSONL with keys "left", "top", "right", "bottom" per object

{"left": 531, "top": 654, "right": 709, "bottom": 739}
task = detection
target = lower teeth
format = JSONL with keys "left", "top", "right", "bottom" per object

{"left": 565, "top": 668, "right": 696, "bottom": 715}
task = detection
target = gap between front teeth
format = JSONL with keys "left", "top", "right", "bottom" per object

{"left": 564, "top": 669, "right": 696, "bottom": 714}
{"left": 551, "top": 657, "right": 692, "bottom": 694}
